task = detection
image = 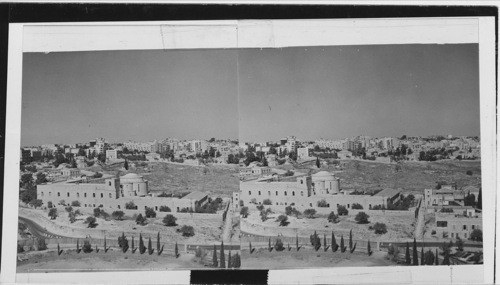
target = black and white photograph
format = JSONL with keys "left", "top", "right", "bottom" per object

{"left": 0, "top": 5, "right": 496, "bottom": 285}
{"left": 16, "top": 49, "right": 241, "bottom": 272}
{"left": 237, "top": 44, "right": 484, "bottom": 269}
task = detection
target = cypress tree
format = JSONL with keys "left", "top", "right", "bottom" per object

{"left": 249, "top": 241, "right": 253, "bottom": 254}
{"left": 77, "top": 239, "right": 80, "bottom": 253}
{"left": 405, "top": 242, "right": 411, "bottom": 265}
{"left": 412, "top": 238, "right": 418, "bottom": 265}
{"left": 349, "top": 229, "right": 353, "bottom": 251}
{"left": 367, "top": 240, "right": 372, "bottom": 256}
{"left": 212, "top": 244, "right": 218, "bottom": 267}
{"left": 442, "top": 248, "right": 450, "bottom": 265}
{"left": 131, "top": 236, "right": 136, "bottom": 253}
{"left": 227, "top": 251, "right": 232, "bottom": 269}
{"left": 175, "top": 242, "right": 179, "bottom": 258}
{"left": 296, "top": 234, "right": 299, "bottom": 251}
{"left": 233, "top": 253, "right": 241, "bottom": 268}
{"left": 139, "top": 234, "right": 146, "bottom": 254}
{"left": 340, "top": 235, "right": 345, "bottom": 253}
{"left": 268, "top": 237, "right": 272, "bottom": 252}
{"left": 220, "top": 241, "right": 225, "bottom": 268}
{"left": 157, "top": 232, "right": 160, "bottom": 253}
{"left": 332, "top": 232, "right": 338, "bottom": 252}
{"left": 148, "top": 237, "right": 153, "bottom": 255}
{"left": 316, "top": 157, "right": 320, "bottom": 168}
{"left": 420, "top": 246, "right": 425, "bottom": 265}
{"left": 435, "top": 249, "right": 439, "bottom": 265}
{"left": 477, "top": 188, "right": 482, "bottom": 209}
{"left": 323, "top": 234, "right": 328, "bottom": 252}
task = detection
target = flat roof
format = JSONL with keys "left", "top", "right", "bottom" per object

{"left": 373, "top": 188, "right": 401, "bottom": 198}
{"left": 181, "top": 191, "right": 208, "bottom": 201}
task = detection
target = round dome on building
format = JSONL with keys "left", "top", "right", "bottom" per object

{"left": 312, "top": 171, "right": 335, "bottom": 180}
{"left": 120, "top": 173, "right": 145, "bottom": 182}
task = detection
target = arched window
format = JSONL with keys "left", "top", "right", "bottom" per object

{"left": 101, "top": 193, "right": 103, "bottom": 198}
{"left": 77, "top": 193, "right": 79, "bottom": 198}
{"left": 284, "top": 191, "right": 287, "bottom": 196}
{"left": 258, "top": 191, "right": 261, "bottom": 196}
{"left": 84, "top": 193, "right": 87, "bottom": 197}
{"left": 67, "top": 192, "right": 70, "bottom": 197}
{"left": 276, "top": 191, "right": 278, "bottom": 196}
{"left": 57, "top": 192, "right": 60, "bottom": 197}
{"left": 292, "top": 191, "right": 295, "bottom": 196}
{"left": 301, "top": 191, "right": 304, "bottom": 196}
{"left": 109, "top": 193, "right": 112, "bottom": 198}
{"left": 249, "top": 191, "right": 251, "bottom": 195}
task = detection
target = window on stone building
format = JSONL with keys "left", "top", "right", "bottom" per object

{"left": 472, "top": 225, "right": 475, "bottom": 230}
{"left": 41, "top": 192, "right": 44, "bottom": 196}
{"left": 84, "top": 204, "right": 87, "bottom": 207}
{"left": 276, "top": 191, "right": 278, "bottom": 196}
{"left": 258, "top": 191, "right": 261, "bottom": 196}
{"left": 93, "top": 193, "right": 96, "bottom": 198}
{"left": 463, "top": 225, "right": 467, "bottom": 230}
{"left": 67, "top": 192, "right": 70, "bottom": 197}
{"left": 118, "top": 205, "right": 121, "bottom": 209}
{"left": 268, "top": 191, "right": 270, "bottom": 196}
{"left": 109, "top": 193, "right": 112, "bottom": 198}
{"left": 57, "top": 192, "right": 60, "bottom": 197}
{"left": 301, "top": 180, "right": 303, "bottom": 184}
{"left": 84, "top": 193, "right": 87, "bottom": 197}
{"left": 301, "top": 191, "right": 304, "bottom": 196}
{"left": 292, "top": 191, "right": 295, "bottom": 196}
{"left": 109, "top": 181, "right": 111, "bottom": 186}
{"left": 249, "top": 191, "right": 251, "bottom": 195}
{"left": 49, "top": 192, "right": 51, "bottom": 196}
{"left": 310, "top": 203, "right": 312, "bottom": 207}
{"left": 451, "top": 233, "right": 454, "bottom": 238}
{"left": 436, "top": 221, "right": 447, "bottom": 227}
{"left": 284, "top": 191, "right": 287, "bottom": 196}
{"left": 464, "top": 233, "right": 467, "bottom": 238}
{"left": 347, "top": 204, "right": 350, "bottom": 208}
{"left": 101, "top": 193, "right": 103, "bottom": 198}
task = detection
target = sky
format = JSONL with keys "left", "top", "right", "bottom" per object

{"left": 21, "top": 49, "right": 239, "bottom": 146}
{"left": 21, "top": 44, "right": 479, "bottom": 146}
{"left": 238, "top": 44, "right": 480, "bottom": 142}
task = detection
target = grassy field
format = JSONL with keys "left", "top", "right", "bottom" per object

{"left": 291, "top": 159, "right": 481, "bottom": 194}
{"left": 241, "top": 249, "right": 395, "bottom": 269}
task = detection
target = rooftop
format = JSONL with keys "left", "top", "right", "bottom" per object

{"left": 181, "top": 191, "right": 208, "bottom": 201}
{"left": 373, "top": 188, "right": 401, "bottom": 198}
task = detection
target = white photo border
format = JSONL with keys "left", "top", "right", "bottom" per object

{"left": 1, "top": 17, "right": 496, "bottom": 284}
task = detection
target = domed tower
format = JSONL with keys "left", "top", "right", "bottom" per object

{"left": 120, "top": 173, "right": 148, "bottom": 197}
{"left": 311, "top": 171, "right": 338, "bottom": 195}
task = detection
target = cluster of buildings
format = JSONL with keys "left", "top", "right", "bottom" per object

{"left": 237, "top": 170, "right": 400, "bottom": 214}
{"left": 424, "top": 185, "right": 482, "bottom": 240}
{"left": 37, "top": 173, "right": 210, "bottom": 213}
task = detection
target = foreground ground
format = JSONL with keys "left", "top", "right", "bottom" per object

{"left": 19, "top": 206, "right": 225, "bottom": 244}
{"left": 17, "top": 248, "right": 206, "bottom": 272}
{"left": 241, "top": 249, "right": 395, "bottom": 269}
{"left": 241, "top": 208, "right": 414, "bottom": 242}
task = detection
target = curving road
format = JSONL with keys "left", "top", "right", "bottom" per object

{"left": 18, "top": 216, "right": 68, "bottom": 239}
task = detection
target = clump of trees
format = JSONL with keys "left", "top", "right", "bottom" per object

{"left": 285, "top": 206, "right": 301, "bottom": 217}
{"left": 354, "top": 212, "right": 370, "bottom": 224}
{"left": 159, "top": 205, "right": 171, "bottom": 212}
{"left": 163, "top": 214, "right": 177, "bottom": 226}
{"left": 135, "top": 213, "right": 147, "bottom": 225}
{"left": 263, "top": 199, "right": 272, "bottom": 205}
{"left": 372, "top": 222, "right": 387, "bottom": 234}
{"left": 240, "top": 206, "right": 249, "bottom": 218}
{"left": 145, "top": 207, "right": 157, "bottom": 218}
{"left": 304, "top": 209, "right": 317, "bottom": 219}
{"left": 337, "top": 205, "right": 349, "bottom": 216}
{"left": 276, "top": 215, "right": 289, "bottom": 226}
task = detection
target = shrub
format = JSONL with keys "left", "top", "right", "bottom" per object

{"left": 135, "top": 213, "right": 147, "bottom": 225}
{"left": 47, "top": 201, "right": 53, "bottom": 208}
{"left": 71, "top": 200, "right": 81, "bottom": 207}
{"left": 309, "top": 231, "right": 321, "bottom": 251}
{"left": 48, "top": 208, "right": 58, "bottom": 220}
{"left": 317, "top": 199, "right": 328, "bottom": 207}
{"left": 29, "top": 199, "right": 43, "bottom": 209}
{"left": 372, "top": 204, "right": 386, "bottom": 210}
{"left": 159, "top": 205, "right": 171, "bottom": 212}
{"left": 59, "top": 200, "right": 66, "bottom": 206}
{"left": 17, "top": 243, "right": 24, "bottom": 253}
{"left": 327, "top": 211, "right": 339, "bottom": 223}
{"left": 93, "top": 207, "right": 102, "bottom": 217}
{"left": 466, "top": 170, "right": 473, "bottom": 175}
{"left": 337, "top": 205, "right": 349, "bottom": 216}
{"left": 82, "top": 240, "right": 93, "bottom": 253}
{"left": 354, "top": 212, "right": 370, "bottom": 224}
{"left": 274, "top": 238, "right": 285, "bottom": 251}
{"left": 351, "top": 203, "right": 363, "bottom": 209}
{"left": 276, "top": 215, "right": 289, "bottom": 226}
{"left": 259, "top": 210, "right": 268, "bottom": 222}
{"left": 65, "top": 206, "right": 73, "bottom": 213}
{"left": 180, "top": 225, "right": 195, "bottom": 237}
{"left": 125, "top": 201, "right": 137, "bottom": 210}
{"left": 373, "top": 222, "right": 387, "bottom": 234}
{"left": 118, "top": 233, "right": 129, "bottom": 252}
{"left": 263, "top": 199, "right": 272, "bottom": 205}
{"left": 303, "top": 208, "right": 317, "bottom": 219}
{"left": 163, "top": 214, "right": 177, "bottom": 226}
{"left": 37, "top": 238, "right": 47, "bottom": 251}
{"left": 285, "top": 206, "right": 301, "bottom": 217}
{"left": 470, "top": 229, "right": 483, "bottom": 242}
{"left": 112, "top": 210, "right": 125, "bottom": 220}
{"left": 86, "top": 216, "right": 97, "bottom": 228}
{"left": 68, "top": 211, "right": 76, "bottom": 223}
{"left": 179, "top": 207, "right": 192, "bottom": 213}
{"left": 145, "top": 207, "right": 157, "bottom": 218}
{"left": 250, "top": 198, "right": 257, "bottom": 204}
{"left": 256, "top": 205, "right": 264, "bottom": 211}
{"left": 440, "top": 208, "right": 454, "bottom": 213}
{"left": 240, "top": 206, "right": 249, "bottom": 218}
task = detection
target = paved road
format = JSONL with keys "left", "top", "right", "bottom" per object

{"left": 18, "top": 216, "right": 67, "bottom": 239}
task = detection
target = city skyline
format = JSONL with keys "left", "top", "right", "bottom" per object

{"left": 21, "top": 44, "right": 479, "bottom": 146}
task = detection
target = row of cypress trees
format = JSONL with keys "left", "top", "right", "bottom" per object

{"left": 248, "top": 230, "right": 374, "bottom": 256}
{"left": 403, "top": 238, "right": 450, "bottom": 266}
{"left": 212, "top": 241, "right": 241, "bottom": 268}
